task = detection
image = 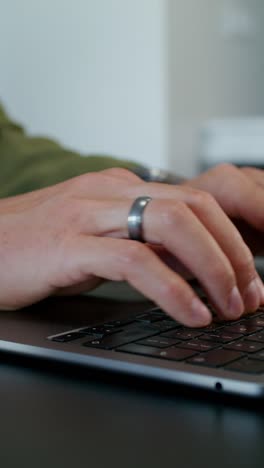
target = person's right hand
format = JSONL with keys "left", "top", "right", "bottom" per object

{"left": 0, "top": 167, "right": 262, "bottom": 327}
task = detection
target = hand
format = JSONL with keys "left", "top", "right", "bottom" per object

{"left": 0, "top": 167, "right": 262, "bottom": 327}
{"left": 183, "top": 163, "right": 264, "bottom": 256}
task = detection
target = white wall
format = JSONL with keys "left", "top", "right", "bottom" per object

{"left": 0, "top": 0, "right": 169, "bottom": 169}
{"left": 1, "top": 0, "right": 264, "bottom": 178}
{"left": 168, "top": 0, "right": 264, "bottom": 176}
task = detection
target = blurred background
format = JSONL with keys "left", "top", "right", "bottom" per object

{"left": 1, "top": 0, "right": 264, "bottom": 177}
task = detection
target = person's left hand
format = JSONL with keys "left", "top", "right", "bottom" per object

{"left": 182, "top": 163, "right": 264, "bottom": 256}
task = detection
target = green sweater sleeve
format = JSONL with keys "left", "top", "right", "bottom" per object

{"left": 0, "top": 103, "right": 142, "bottom": 198}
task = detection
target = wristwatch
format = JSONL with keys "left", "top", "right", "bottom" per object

{"left": 133, "top": 166, "right": 186, "bottom": 185}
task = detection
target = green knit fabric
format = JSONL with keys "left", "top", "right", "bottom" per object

{"left": 0, "top": 103, "right": 142, "bottom": 198}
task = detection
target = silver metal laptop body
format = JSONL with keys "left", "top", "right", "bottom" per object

{"left": 1, "top": 289, "right": 264, "bottom": 399}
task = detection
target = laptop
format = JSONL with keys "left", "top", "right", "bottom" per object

{"left": 1, "top": 274, "right": 264, "bottom": 399}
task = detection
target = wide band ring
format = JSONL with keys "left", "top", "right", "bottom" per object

{"left": 127, "top": 196, "right": 152, "bottom": 242}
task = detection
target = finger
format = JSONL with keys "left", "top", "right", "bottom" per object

{"left": 73, "top": 198, "right": 244, "bottom": 319}
{"left": 142, "top": 199, "right": 244, "bottom": 320}
{"left": 185, "top": 191, "right": 261, "bottom": 313}
{"left": 147, "top": 244, "right": 193, "bottom": 279}
{"left": 126, "top": 181, "right": 262, "bottom": 313}
{"left": 182, "top": 164, "right": 264, "bottom": 233}
{"left": 230, "top": 172, "right": 264, "bottom": 232}
{"left": 65, "top": 196, "right": 194, "bottom": 278}
{"left": 57, "top": 235, "right": 212, "bottom": 328}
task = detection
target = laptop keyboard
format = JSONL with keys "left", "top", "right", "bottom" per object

{"left": 49, "top": 306, "right": 264, "bottom": 374}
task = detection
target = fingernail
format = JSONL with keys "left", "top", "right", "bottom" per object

{"left": 228, "top": 286, "right": 244, "bottom": 319}
{"left": 191, "top": 297, "right": 211, "bottom": 326}
{"left": 243, "top": 278, "right": 260, "bottom": 311}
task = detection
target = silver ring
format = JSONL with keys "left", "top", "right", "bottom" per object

{"left": 127, "top": 196, "right": 152, "bottom": 242}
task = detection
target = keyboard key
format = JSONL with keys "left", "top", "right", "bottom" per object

{"left": 79, "top": 326, "right": 122, "bottom": 338}
{"left": 116, "top": 343, "right": 196, "bottom": 361}
{"left": 224, "top": 340, "right": 264, "bottom": 353}
{"left": 225, "top": 357, "right": 264, "bottom": 374}
{"left": 249, "top": 350, "right": 264, "bottom": 361}
{"left": 135, "top": 309, "right": 166, "bottom": 321}
{"left": 195, "top": 322, "right": 225, "bottom": 332}
{"left": 178, "top": 340, "right": 220, "bottom": 352}
{"left": 136, "top": 307, "right": 164, "bottom": 315}
{"left": 52, "top": 332, "right": 85, "bottom": 343}
{"left": 187, "top": 349, "right": 244, "bottom": 367}
{"left": 83, "top": 325, "right": 157, "bottom": 350}
{"left": 148, "top": 320, "right": 181, "bottom": 332}
{"left": 136, "top": 337, "right": 180, "bottom": 348}
{"left": 200, "top": 331, "right": 243, "bottom": 344}
{"left": 104, "top": 319, "right": 135, "bottom": 328}
{"left": 242, "top": 317, "right": 264, "bottom": 328}
{"left": 225, "top": 323, "right": 262, "bottom": 335}
{"left": 161, "top": 329, "right": 203, "bottom": 341}
{"left": 135, "top": 313, "right": 164, "bottom": 324}
{"left": 246, "top": 332, "right": 264, "bottom": 343}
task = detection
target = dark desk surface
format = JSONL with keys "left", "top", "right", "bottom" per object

{"left": 0, "top": 358, "right": 264, "bottom": 467}
{"left": 1, "top": 295, "right": 264, "bottom": 468}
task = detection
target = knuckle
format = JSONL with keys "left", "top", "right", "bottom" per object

{"left": 58, "top": 196, "right": 78, "bottom": 216}
{"left": 159, "top": 279, "right": 182, "bottom": 301}
{"left": 209, "top": 261, "right": 235, "bottom": 289}
{"left": 118, "top": 241, "right": 148, "bottom": 267}
{"left": 240, "top": 166, "right": 255, "bottom": 177}
{"left": 162, "top": 201, "right": 189, "bottom": 227}
{"left": 191, "top": 189, "right": 216, "bottom": 207}
{"left": 54, "top": 196, "right": 91, "bottom": 230}
{"left": 213, "top": 163, "right": 247, "bottom": 187}
{"left": 216, "top": 162, "right": 239, "bottom": 176}
{"left": 59, "top": 200, "right": 82, "bottom": 229}
{"left": 101, "top": 167, "right": 140, "bottom": 182}
{"left": 240, "top": 166, "right": 251, "bottom": 174}
{"left": 48, "top": 193, "right": 71, "bottom": 216}
{"left": 65, "top": 173, "right": 97, "bottom": 191}
{"left": 235, "top": 248, "right": 255, "bottom": 275}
